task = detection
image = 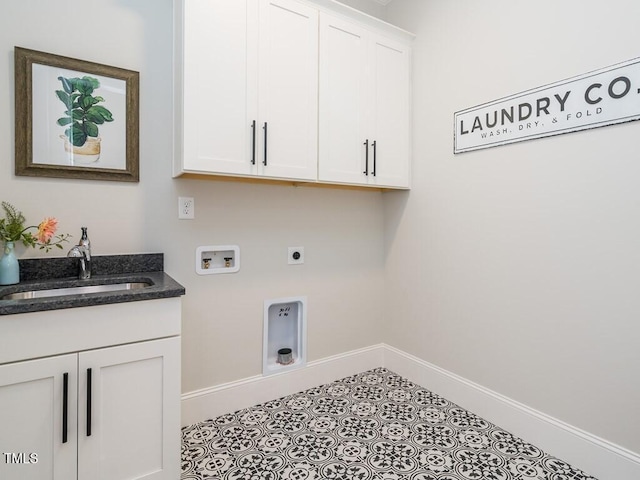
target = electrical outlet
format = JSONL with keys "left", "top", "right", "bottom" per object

{"left": 288, "top": 247, "right": 304, "bottom": 265}
{"left": 178, "top": 197, "right": 194, "bottom": 219}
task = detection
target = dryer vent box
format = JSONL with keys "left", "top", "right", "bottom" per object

{"left": 263, "top": 296, "right": 307, "bottom": 376}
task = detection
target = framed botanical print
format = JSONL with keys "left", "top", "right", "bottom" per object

{"left": 14, "top": 47, "right": 139, "bottom": 181}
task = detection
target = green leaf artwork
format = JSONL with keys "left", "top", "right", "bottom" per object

{"left": 56, "top": 76, "right": 114, "bottom": 147}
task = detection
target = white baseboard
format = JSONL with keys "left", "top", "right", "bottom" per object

{"left": 382, "top": 344, "right": 640, "bottom": 480}
{"left": 181, "top": 343, "right": 640, "bottom": 480}
{"left": 181, "top": 344, "right": 384, "bottom": 427}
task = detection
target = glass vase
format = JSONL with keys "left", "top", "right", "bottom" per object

{"left": 0, "top": 241, "right": 20, "bottom": 285}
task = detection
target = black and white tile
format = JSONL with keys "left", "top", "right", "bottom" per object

{"left": 181, "top": 367, "right": 598, "bottom": 480}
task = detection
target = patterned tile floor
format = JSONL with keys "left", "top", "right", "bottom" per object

{"left": 181, "top": 367, "right": 598, "bottom": 480}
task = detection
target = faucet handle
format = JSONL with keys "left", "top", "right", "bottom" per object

{"left": 80, "top": 227, "right": 90, "bottom": 248}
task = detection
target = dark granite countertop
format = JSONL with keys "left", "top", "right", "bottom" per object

{"left": 0, "top": 253, "right": 185, "bottom": 315}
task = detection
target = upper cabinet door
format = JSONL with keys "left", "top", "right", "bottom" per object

{"left": 369, "top": 35, "right": 411, "bottom": 188}
{"left": 318, "top": 15, "right": 411, "bottom": 189}
{"left": 258, "top": 0, "right": 319, "bottom": 181}
{"left": 318, "top": 14, "right": 371, "bottom": 185}
{"left": 179, "top": 0, "right": 257, "bottom": 175}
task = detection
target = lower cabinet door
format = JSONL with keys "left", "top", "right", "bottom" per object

{"left": 0, "top": 354, "right": 78, "bottom": 480}
{"left": 77, "top": 337, "right": 180, "bottom": 480}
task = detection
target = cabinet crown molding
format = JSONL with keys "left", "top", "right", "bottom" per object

{"left": 307, "top": 0, "right": 415, "bottom": 41}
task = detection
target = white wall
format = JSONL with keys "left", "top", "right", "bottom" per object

{"left": 6, "top": 0, "right": 639, "bottom": 462}
{"left": 0, "top": 0, "right": 386, "bottom": 392}
{"left": 385, "top": 0, "right": 640, "bottom": 455}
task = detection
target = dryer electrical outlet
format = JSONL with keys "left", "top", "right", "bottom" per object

{"left": 288, "top": 247, "right": 304, "bottom": 265}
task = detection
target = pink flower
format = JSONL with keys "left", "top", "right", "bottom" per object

{"left": 37, "top": 217, "right": 58, "bottom": 243}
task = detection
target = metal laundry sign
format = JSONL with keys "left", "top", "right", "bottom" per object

{"left": 454, "top": 57, "right": 640, "bottom": 154}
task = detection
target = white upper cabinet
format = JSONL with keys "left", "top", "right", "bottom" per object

{"left": 175, "top": 0, "right": 318, "bottom": 181}
{"left": 318, "top": 14, "right": 370, "bottom": 185}
{"left": 258, "top": 0, "right": 319, "bottom": 181}
{"left": 177, "top": 0, "right": 255, "bottom": 176}
{"left": 319, "top": 13, "right": 411, "bottom": 188}
{"left": 174, "top": 0, "right": 412, "bottom": 189}
{"left": 369, "top": 34, "right": 411, "bottom": 188}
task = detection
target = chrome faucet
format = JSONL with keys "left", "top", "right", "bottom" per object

{"left": 67, "top": 227, "right": 92, "bottom": 279}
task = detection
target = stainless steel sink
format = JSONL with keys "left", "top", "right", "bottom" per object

{"left": 1, "top": 282, "right": 151, "bottom": 300}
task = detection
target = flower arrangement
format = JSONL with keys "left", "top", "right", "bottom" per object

{"left": 0, "top": 201, "right": 70, "bottom": 252}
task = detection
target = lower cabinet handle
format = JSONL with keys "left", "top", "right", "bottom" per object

{"left": 363, "top": 139, "right": 369, "bottom": 175}
{"left": 371, "top": 140, "right": 377, "bottom": 177}
{"left": 86, "top": 368, "right": 92, "bottom": 437}
{"left": 263, "top": 122, "right": 268, "bottom": 166}
{"left": 62, "top": 372, "right": 68, "bottom": 444}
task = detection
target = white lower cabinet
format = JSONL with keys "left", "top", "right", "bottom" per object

{"left": 0, "top": 354, "right": 77, "bottom": 480}
{"left": 0, "top": 337, "right": 180, "bottom": 480}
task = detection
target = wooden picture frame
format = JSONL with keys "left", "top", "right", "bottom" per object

{"left": 14, "top": 47, "right": 139, "bottom": 182}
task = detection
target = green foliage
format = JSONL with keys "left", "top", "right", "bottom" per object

{"left": 56, "top": 76, "right": 114, "bottom": 147}
{"left": 0, "top": 201, "right": 35, "bottom": 247}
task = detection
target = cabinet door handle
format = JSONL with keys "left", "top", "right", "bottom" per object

{"left": 263, "top": 122, "right": 268, "bottom": 166}
{"left": 251, "top": 120, "right": 256, "bottom": 165}
{"left": 62, "top": 372, "right": 68, "bottom": 444}
{"left": 86, "top": 368, "right": 92, "bottom": 437}
{"left": 371, "top": 140, "right": 377, "bottom": 177}
{"left": 363, "top": 139, "right": 369, "bottom": 175}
